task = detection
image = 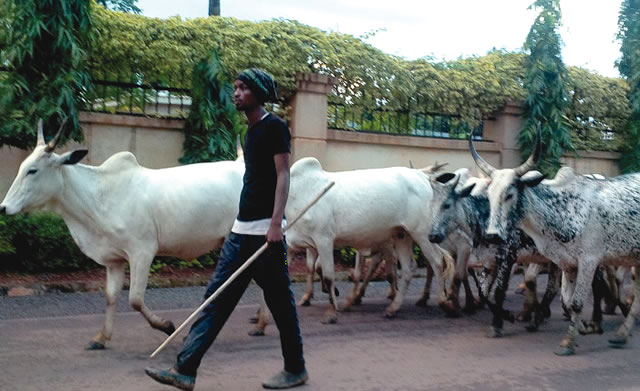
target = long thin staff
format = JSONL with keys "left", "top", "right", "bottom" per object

{"left": 150, "top": 181, "right": 335, "bottom": 358}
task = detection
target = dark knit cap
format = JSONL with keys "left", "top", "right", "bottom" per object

{"left": 236, "top": 68, "right": 278, "bottom": 103}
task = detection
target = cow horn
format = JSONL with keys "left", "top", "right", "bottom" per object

{"left": 469, "top": 132, "right": 496, "bottom": 176}
{"left": 36, "top": 119, "right": 45, "bottom": 146}
{"left": 44, "top": 117, "right": 68, "bottom": 153}
{"left": 513, "top": 125, "right": 542, "bottom": 177}
{"left": 432, "top": 161, "right": 448, "bottom": 173}
{"left": 449, "top": 173, "right": 460, "bottom": 189}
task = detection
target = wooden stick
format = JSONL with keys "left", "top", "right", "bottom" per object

{"left": 150, "top": 181, "right": 335, "bottom": 358}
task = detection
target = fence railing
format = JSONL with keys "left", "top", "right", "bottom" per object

{"left": 84, "top": 79, "right": 192, "bottom": 119}
{"left": 328, "top": 100, "right": 484, "bottom": 140}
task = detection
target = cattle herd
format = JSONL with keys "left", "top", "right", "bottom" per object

{"left": 1, "top": 121, "right": 639, "bottom": 357}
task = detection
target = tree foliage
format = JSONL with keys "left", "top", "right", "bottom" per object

{"left": 617, "top": 0, "right": 640, "bottom": 173}
{"left": 518, "top": 0, "right": 573, "bottom": 176}
{"left": 96, "top": 0, "right": 140, "bottom": 14}
{"left": 180, "top": 50, "right": 242, "bottom": 164}
{"left": 0, "top": 0, "right": 93, "bottom": 149}
{"left": 0, "top": 5, "right": 633, "bottom": 155}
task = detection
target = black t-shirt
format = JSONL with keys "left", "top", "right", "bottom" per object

{"left": 237, "top": 113, "right": 291, "bottom": 221}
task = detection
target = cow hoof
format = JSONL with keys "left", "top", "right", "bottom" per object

{"left": 445, "top": 310, "right": 462, "bottom": 318}
{"left": 486, "top": 327, "right": 503, "bottom": 338}
{"left": 160, "top": 321, "right": 176, "bottom": 336}
{"left": 298, "top": 299, "right": 311, "bottom": 307}
{"left": 525, "top": 323, "right": 539, "bottom": 333}
{"left": 516, "top": 311, "right": 532, "bottom": 322}
{"left": 353, "top": 296, "right": 362, "bottom": 305}
{"left": 609, "top": 336, "right": 628, "bottom": 347}
{"left": 462, "top": 304, "right": 476, "bottom": 315}
{"left": 415, "top": 298, "right": 428, "bottom": 307}
{"left": 579, "top": 321, "right": 603, "bottom": 335}
{"left": 554, "top": 346, "right": 575, "bottom": 356}
{"left": 322, "top": 316, "right": 338, "bottom": 325}
{"left": 603, "top": 303, "right": 617, "bottom": 315}
{"left": 86, "top": 341, "right": 106, "bottom": 350}
{"left": 248, "top": 328, "right": 265, "bottom": 337}
{"left": 384, "top": 310, "right": 397, "bottom": 319}
{"left": 440, "top": 302, "right": 461, "bottom": 318}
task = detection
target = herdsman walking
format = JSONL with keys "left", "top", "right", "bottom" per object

{"left": 145, "top": 68, "right": 308, "bottom": 390}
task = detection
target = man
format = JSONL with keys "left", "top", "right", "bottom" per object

{"left": 145, "top": 68, "right": 308, "bottom": 390}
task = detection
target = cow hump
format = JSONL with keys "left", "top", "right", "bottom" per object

{"left": 99, "top": 151, "right": 141, "bottom": 172}
{"left": 291, "top": 157, "right": 324, "bottom": 177}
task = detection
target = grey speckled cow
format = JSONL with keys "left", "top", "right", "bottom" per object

{"left": 470, "top": 129, "right": 640, "bottom": 355}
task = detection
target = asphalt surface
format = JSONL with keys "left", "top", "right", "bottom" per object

{"left": 2, "top": 277, "right": 640, "bottom": 391}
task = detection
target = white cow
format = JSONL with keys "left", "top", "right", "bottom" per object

{"left": 0, "top": 120, "right": 244, "bottom": 349}
{"left": 283, "top": 157, "right": 454, "bottom": 323}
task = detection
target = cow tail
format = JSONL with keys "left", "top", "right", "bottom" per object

{"left": 440, "top": 246, "right": 455, "bottom": 281}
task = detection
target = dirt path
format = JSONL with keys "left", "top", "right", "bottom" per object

{"left": 1, "top": 279, "right": 639, "bottom": 391}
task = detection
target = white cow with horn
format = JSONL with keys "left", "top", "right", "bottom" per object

{"left": 0, "top": 119, "right": 244, "bottom": 350}
{"left": 470, "top": 127, "right": 640, "bottom": 355}
{"left": 283, "top": 157, "right": 454, "bottom": 323}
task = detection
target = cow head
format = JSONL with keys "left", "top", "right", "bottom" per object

{"left": 469, "top": 128, "right": 545, "bottom": 244}
{"left": 0, "top": 119, "right": 88, "bottom": 215}
{"left": 428, "top": 171, "right": 476, "bottom": 244}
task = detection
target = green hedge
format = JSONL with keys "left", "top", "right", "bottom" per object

{"left": 85, "top": 7, "right": 632, "bottom": 152}
{"left": 0, "top": 213, "right": 94, "bottom": 272}
{"left": 0, "top": 213, "right": 219, "bottom": 273}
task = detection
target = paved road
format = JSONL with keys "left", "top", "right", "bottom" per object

{"left": 1, "top": 277, "right": 640, "bottom": 391}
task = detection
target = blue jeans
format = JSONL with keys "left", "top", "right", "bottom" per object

{"left": 175, "top": 233, "right": 305, "bottom": 377}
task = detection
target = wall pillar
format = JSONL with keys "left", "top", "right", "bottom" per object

{"left": 482, "top": 100, "right": 524, "bottom": 168}
{"left": 289, "top": 72, "right": 336, "bottom": 165}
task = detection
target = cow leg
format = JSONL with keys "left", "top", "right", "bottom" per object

{"left": 527, "top": 263, "right": 560, "bottom": 332}
{"left": 462, "top": 276, "right": 478, "bottom": 314}
{"left": 610, "top": 267, "right": 640, "bottom": 347}
{"left": 297, "top": 248, "right": 318, "bottom": 307}
{"left": 416, "top": 260, "right": 434, "bottom": 307}
{"left": 581, "top": 267, "right": 606, "bottom": 336}
{"left": 556, "top": 263, "right": 597, "bottom": 356}
{"left": 416, "top": 238, "right": 453, "bottom": 313}
{"left": 518, "top": 263, "right": 541, "bottom": 323}
{"left": 382, "top": 245, "right": 398, "bottom": 300}
{"left": 378, "top": 245, "right": 398, "bottom": 300}
{"left": 385, "top": 237, "right": 414, "bottom": 318}
{"left": 602, "top": 265, "right": 619, "bottom": 315}
{"left": 128, "top": 254, "right": 175, "bottom": 335}
{"left": 345, "top": 250, "right": 364, "bottom": 308}
{"left": 87, "top": 263, "right": 126, "bottom": 350}
{"left": 442, "top": 249, "right": 468, "bottom": 317}
{"left": 248, "top": 293, "right": 271, "bottom": 337}
{"left": 468, "top": 267, "right": 485, "bottom": 309}
{"left": 345, "top": 251, "right": 381, "bottom": 310}
{"left": 485, "top": 252, "right": 516, "bottom": 338}
{"left": 314, "top": 241, "right": 338, "bottom": 324}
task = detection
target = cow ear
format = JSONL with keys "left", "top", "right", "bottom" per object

{"left": 59, "top": 149, "right": 89, "bottom": 165}
{"left": 435, "top": 172, "right": 456, "bottom": 184}
{"left": 456, "top": 183, "right": 476, "bottom": 198}
{"left": 519, "top": 171, "right": 545, "bottom": 188}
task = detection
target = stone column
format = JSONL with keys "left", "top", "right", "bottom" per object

{"left": 289, "top": 72, "right": 337, "bottom": 165}
{"left": 482, "top": 100, "right": 525, "bottom": 168}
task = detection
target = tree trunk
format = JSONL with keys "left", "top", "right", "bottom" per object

{"left": 209, "top": 0, "right": 220, "bottom": 16}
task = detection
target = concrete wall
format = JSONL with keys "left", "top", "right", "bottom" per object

{"left": 0, "top": 72, "right": 623, "bottom": 198}
{"left": 0, "top": 112, "right": 185, "bottom": 197}
{"left": 289, "top": 73, "right": 622, "bottom": 177}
